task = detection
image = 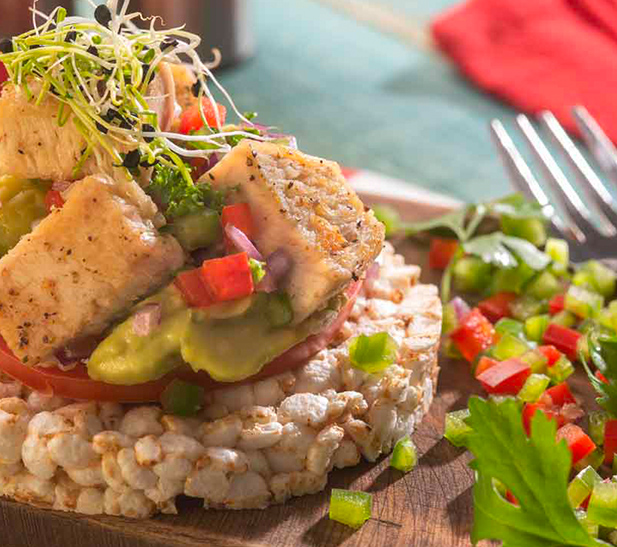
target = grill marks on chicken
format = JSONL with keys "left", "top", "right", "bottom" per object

{"left": 205, "top": 141, "right": 385, "bottom": 323}
{"left": 0, "top": 175, "right": 184, "bottom": 364}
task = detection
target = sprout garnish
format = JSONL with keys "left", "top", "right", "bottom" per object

{"left": 1, "top": 0, "right": 269, "bottom": 184}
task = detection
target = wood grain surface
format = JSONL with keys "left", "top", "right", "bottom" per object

{"left": 0, "top": 230, "right": 598, "bottom": 547}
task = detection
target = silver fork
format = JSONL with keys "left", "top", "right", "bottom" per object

{"left": 490, "top": 106, "right": 617, "bottom": 263}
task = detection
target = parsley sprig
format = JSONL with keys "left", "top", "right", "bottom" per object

{"left": 466, "top": 397, "right": 604, "bottom": 547}
{"left": 402, "top": 194, "right": 550, "bottom": 301}
{"left": 582, "top": 332, "right": 617, "bottom": 417}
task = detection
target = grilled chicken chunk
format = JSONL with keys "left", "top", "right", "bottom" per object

{"left": 0, "top": 84, "right": 89, "bottom": 181}
{"left": 0, "top": 174, "right": 184, "bottom": 364}
{"left": 204, "top": 140, "right": 385, "bottom": 323}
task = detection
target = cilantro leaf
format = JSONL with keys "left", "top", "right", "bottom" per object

{"left": 489, "top": 194, "right": 547, "bottom": 221}
{"left": 466, "top": 397, "right": 603, "bottom": 547}
{"left": 582, "top": 332, "right": 617, "bottom": 416}
{"left": 147, "top": 163, "right": 224, "bottom": 219}
{"left": 405, "top": 207, "right": 470, "bottom": 241}
{"left": 463, "top": 234, "right": 550, "bottom": 271}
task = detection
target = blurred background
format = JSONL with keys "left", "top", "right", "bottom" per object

{"left": 1, "top": 0, "right": 611, "bottom": 205}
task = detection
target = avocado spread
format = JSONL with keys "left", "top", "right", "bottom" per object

{"left": 88, "top": 285, "right": 345, "bottom": 385}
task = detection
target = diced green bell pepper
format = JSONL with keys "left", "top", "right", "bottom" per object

{"left": 589, "top": 411, "right": 610, "bottom": 446}
{"left": 577, "top": 260, "right": 617, "bottom": 298}
{"left": 519, "top": 349, "right": 548, "bottom": 374}
{"left": 329, "top": 489, "right": 372, "bottom": 528}
{"left": 390, "top": 435, "right": 417, "bottom": 473}
{"left": 494, "top": 318, "right": 525, "bottom": 339}
{"left": 588, "top": 481, "right": 617, "bottom": 527}
{"left": 510, "top": 295, "right": 546, "bottom": 321}
{"left": 491, "top": 263, "right": 536, "bottom": 295}
{"left": 500, "top": 215, "right": 547, "bottom": 247}
{"left": 565, "top": 284, "right": 604, "bottom": 319}
{"left": 545, "top": 238, "right": 569, "bottom": 274}
{"left": 526, "top": 271, "right": 562, "bottom": 300}
{"left": 550, "top": 310, "right": 578, "bottom": 328}
{"left": 453, "top": 257, "right": 492, "bottom": 293}
{"left": 546, "top": 355, "right": 575, "bottom": 384}
{"left": 574, "top": 449, "right": 604, "bottom": 473}
{"left": 576, "top": 509, "right": 599, "bottom": 538}
{"left": 568, "top": 465, "right": 602, "bottom": 508}
{"left": 492, "top": 333, "right": 529, "bottom": 361}
{"left": 160, "top": 379, "right": 204, "bottom": 416}
{"left": 169, "top": 209, "right": 222, "bottom": 251}
{"left": 444, "top": 409, "right": 472, "bottom": 448}
{"left": 524, "top": 314, "right": 550, "bottom": 343}
{"left": 517, "top": 373, "right": 550, "bottom": 403}
{"left": 349, "top": 332, "right": 398, "bottom": 373}
{"left": 442, "top": 302, "right": 459, "bottom": 336}
{"left": 265, "top": 292, "right": 294, "bottom": 328}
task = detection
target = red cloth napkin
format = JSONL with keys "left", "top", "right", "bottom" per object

{"left": 431, "top": 0, "right": 617, "bottom": 143}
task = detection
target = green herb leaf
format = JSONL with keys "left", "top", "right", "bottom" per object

{"left": 147, "top": 163, "right": 224, "bottom": 219}
{"left": 466, "top": 397, "right": 603, "bottom": 547}
{"left": 489, "top": 194, "right": 547, "bottom": 221}
{"left": 405, "top": 207, "right": 470, "bottom": 241}
{"left": 582, "top": 332, "right": 617, "bottom": 417}
{"left": 462, "top": 234, "right": 550, "bottom": 271}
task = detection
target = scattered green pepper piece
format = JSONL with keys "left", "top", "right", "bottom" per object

{"left": 329, "top": 489, "right": 372, "bottom": 529}
{"left": 349, "top": 332, "right": 398, "bottom": 373}
{"left": 390, "top": 435, "right": 418, "bottom": 473}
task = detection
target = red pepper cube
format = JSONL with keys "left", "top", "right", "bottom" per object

{"left": 556, "top": 423, "right": 596, "bottom": 466}
{"left": 221, "top": 203, "right": 255, "bottom": 239}
{"left": 474, "top": 356, "right": 499, "bottom": 379}
{"left": 549, "top": 294, "right": 565, "bottom": 315}
{"left": 44, "top": 189, "right": 65, "bottom": 212}
{"left": 428, "top": 238, "right": 459, "bottom": 270}
{"left": 596, "top": 371, "right": 609, "bottom": 385}
{"left": 505, "top": 490, "right": 519, "bottom": 506}
{"left": 522, "top": 402, "right": 563, "bottom": 436}
{"left": 543, "top": 383, "right": 576, "bottom": 407}
{"left": 478, "top": 292, "right": 517, "bottom": 324}
{"left": 476, "top": 357, "right": 531, "bottom": 395}
{"left": 538, "top": 345, "right": 562, "bottom": 367}
{"left": 450, "top": 308, "right": 497, "bottom": 363}
{"left": 201, "top": 252, "right": 254, "bottom": 303}
{"left": 542, "top": 324, "right": 582, "bottom": 361}
{"left": 603, "top": 419, "right": 617, "bottom": 465}
{"left": 174, "top": 269, "right": 213, "bottom": 308}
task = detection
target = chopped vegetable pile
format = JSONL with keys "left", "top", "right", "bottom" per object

{"left": 376, "top": 193, "right": 617, "bottom": 545}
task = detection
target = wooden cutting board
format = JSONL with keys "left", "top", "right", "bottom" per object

{"left": 0, "top": 187, "right": 596, "bottom": 547}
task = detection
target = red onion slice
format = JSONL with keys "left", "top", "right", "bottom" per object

{"left": 132, "top": 303, "right": 162, "bottom": 337}
{"left": 450, "top": 297, "right": 471, "bottom": 322}
{"left": 257, "top": 249, "right": 292, "bottom": 293}
{"left": 225, "top": 224, "right": 263, "bottom": 261}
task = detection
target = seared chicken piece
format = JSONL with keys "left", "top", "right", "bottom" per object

{"left": 0, "top": 84, "right": 88, "bottom": 181}
{"left": 0, "top": 174, "right": 184, "bottom": 364}
{"left": 204, "top": 140, "right": 385, "bottom": 323}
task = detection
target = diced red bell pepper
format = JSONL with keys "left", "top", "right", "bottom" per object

{"left": 522, "top": 403, "right": 562, "bottom": 436}
{"left": 174, "top": 269, "right": 213, "bottom": 308}
{"left": 201, "top": 252, "right": 254, "bottom": 302}
{"left": 450, "top": 308, "right": 496, "bottom": 363}
{"left": 538, "top": 345, "right": 562, "bottom": 367}
{"left": 604, "top": 419, "right": 617, "bottom": 465}
{"left": 221, "top": 203, "right": 255, "bottom": 252}
{"left": 549, "top": 294, "right": 565, "bottom": 315}
{"left": 179, "top": 99, "right": 227, "bottom": 134}
{"left": 556, "top": 424, "right": 596, "bottom": 465}
{"left": 542, "top": 324, "right": 582, "bottom": 361}
{"left": 543, "top": 383, "right": 576, "bottom": 407}
{"left": 474, "top": 356, "right": 499, "bottom": 379}
{"left": 596, "top": 371, "right": 609, "bottom": 384}
{"left": 505, "top": 490, "right": 519, "bottom": 506}
{"left": 428, "top": 238, "right": 459, "bottom": 270}
{"left": 478, "top": 292, "right": 517, "bottom": 323}
{"left": 476, "top": 358, "right": 531, "bottom": 395}
{"left": 44, "top": 189, "right": 65, "bottom": 212}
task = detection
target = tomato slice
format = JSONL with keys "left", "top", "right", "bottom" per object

{"left": 179, "top": 99, "right": 227, "bottom": 134}
{"left": 0, "top": 281, "right": 362, "bottom": 402}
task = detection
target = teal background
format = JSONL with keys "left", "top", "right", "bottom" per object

{"left": 79, "top": 0, "right": 526, "bottom": 203}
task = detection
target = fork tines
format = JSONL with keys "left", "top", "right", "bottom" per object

{"left": 490, "top": 107, "right": 617, "bottom": 261}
